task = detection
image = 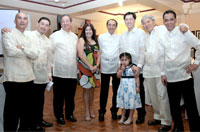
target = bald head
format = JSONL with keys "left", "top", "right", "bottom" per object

{"left": 15, "top": 13, "right": 28, "bottom": 32}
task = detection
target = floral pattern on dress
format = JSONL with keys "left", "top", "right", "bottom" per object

{"left": 117, "top": 66, "right": 142, "bottom": 109}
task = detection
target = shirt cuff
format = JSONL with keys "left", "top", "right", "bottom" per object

{"left": 161, "top": 72, "right": 165, "bottom": 76}
{"left": 193, "top": 60, "right": 200, "bottom": 65}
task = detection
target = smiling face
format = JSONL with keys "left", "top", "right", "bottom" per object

{"left": 15, "top": 13, "right": 28, "bottom": 31}
{"left": 61, "top": 15, "right": 72, "bottom": 32}
{"left": 163, "top": 13, "right": 176, "bottom": 31}
{"left": 37, "top": 19, "right": 50, "bottom": 34}
{"left": 85, "top": 25, "right": 93, "bottom": 38}
{"left": 107, "top": 20, "right": 117, "bottom": 35}
{"left": 124, "top": 14, "right": 135, "bottom": 31}
{"left": 142, "top": 18, "right": 156, "bottom": 33}
{"left": 120, "top": 56, "right": 130, "bottom": 67}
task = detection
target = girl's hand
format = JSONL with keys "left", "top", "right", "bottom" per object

{"left": 136, "top": 87, "right": 140, "bottom": 93}
{"left": 120, "top": 64, "right": 126, "bottom": 71}
{"left": 90, "top": 65, "right": 97, "bottom": 73}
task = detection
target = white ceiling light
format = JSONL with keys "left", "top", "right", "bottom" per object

{"left": 54, "top": 0, "right": 60, "bottom": 2}
{"left": 118, "top": 1, "right": 123, "bottom": 7}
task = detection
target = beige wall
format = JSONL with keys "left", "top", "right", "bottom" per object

{"left": 185, "top": 14, "right": 200, "bottom": 31}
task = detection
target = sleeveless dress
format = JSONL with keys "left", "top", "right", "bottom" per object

{"left": 78, "top": 43, "right": 100, "bottom": 89}
{"left": 117, "top": 65, "right": 142, "bottom": 109}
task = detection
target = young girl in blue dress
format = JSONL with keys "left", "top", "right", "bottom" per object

{"left": 116, "top": 52, "right": 142, "bottom": 125}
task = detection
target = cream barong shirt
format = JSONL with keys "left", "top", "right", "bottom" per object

{"left": 119, "top": 27, "right": 145, "bottom": 69}
{"left": 143, "top": 26, "right": 167, "bottom": 78}
{"left": 50, "top": 29, "right": 78, "bottom": 79}
{"left": 28, "top": 30, "right": 52, "bottom": 84}
{"left": 160, "top": 27, "right": 200, "bottom": 82}
{"left": 1, "top": 28, "right": 38, "bottom": 83}
{"left": 98, "top": 32, "right": 120, "bottom": 74}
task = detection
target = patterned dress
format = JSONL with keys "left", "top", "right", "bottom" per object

{"left": 117, "top": 65, "right": 142, "bottom": 109}
{"left": 78, "top": 43, "right": 100, "bottom": 89}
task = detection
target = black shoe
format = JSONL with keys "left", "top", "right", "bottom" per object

{"left": 158, "top": 125, "right": 171, "bottom": 132}
{"left": 40, "top": 119, "right": 53, "bottom": 127}
{"left": 57, "top": 117, "right": 65, "bottom": 125}
{"left": 99, "top": 113, "right": 104, "bottom": 121}
{"left": 136, "top": 117, "right": 145, "bottom": 124}
{"left": 31, "top": 125, "right": 45, "bottom": 132}
{"left": 111, "top": 112, "right": 118, "bottom": 120}
{"left": 148, "top": 119, "right": 161, "bottom": 126}
{"left": 171, "top": 127, "right": 184, "bottom": 132}
{"left": 66, "top": 115, "right": 77, "bottom": 122}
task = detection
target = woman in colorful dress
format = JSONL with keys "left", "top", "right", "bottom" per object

{"left": 77, "top": 23, "right": 100, "bottom": 121}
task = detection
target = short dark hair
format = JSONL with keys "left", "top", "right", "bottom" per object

{"left": 38, "top": 17, "right": 51, "bottom": 26}
{"left": 163, "top": 10, "right": 176, "bottom": 19}
{"left": 119, "top": 52, "right": 132, "bottom": 65}
{"left": 106, "top": 19, "right": 118, "bottom": 27}
{"left": 124, "top": 12, "right": 136, "bottom": 20}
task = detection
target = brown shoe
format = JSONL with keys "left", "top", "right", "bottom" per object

{"left": 148, "top": 119, "right": 161, "bottom": 126}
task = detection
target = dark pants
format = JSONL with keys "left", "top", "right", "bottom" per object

{"left": 3, "top": 81, "right": 34, "bottom": 131}
{"left": 33, "top": 83, "right": 47, "bottom": 124}
{"left": 167, "top": 78, "right": 200, "bottom": 131}
{"left": 99, "top": 73, "right": 120, "bottom": 114}
{"left": 136, "top": 74, "right": 146, "bottom": 118}
{"left": 53, "top": 77, "right": 77, "bottom": 119}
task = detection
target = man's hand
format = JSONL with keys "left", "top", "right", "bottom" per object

{"left": 186, "top": 64, "right": 198, "bottom": 73}
{"left": 179, "top": 25, "right": 188, "bottom": 34}
{"left": 161, "top": 75, "right": 167, "bottom": 85}
{"left": 16, "top": 45, "right": 23, "bottom": 50}
{"left": 1, "top": 28, "right": 11, "bottom": 34}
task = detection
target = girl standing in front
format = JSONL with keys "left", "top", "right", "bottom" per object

{"left": 117, "top": 52, "right": 142, "bottom": 125}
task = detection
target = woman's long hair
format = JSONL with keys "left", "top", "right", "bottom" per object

{"left": 80, "top": 23, "right": 99, "bottom": 49}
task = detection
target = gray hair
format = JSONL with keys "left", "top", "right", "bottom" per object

{"left": 141, "top": 15, "right": 155, "bottom": 25}
{"left": 61, "top": 14, "right": 72, "bottom": 22}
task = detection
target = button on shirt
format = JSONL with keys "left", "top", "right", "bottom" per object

{"left": 143, "top": 26, "right": 167, "bottom": 78}
{"left": 50, "top": 29, "right": 78, "bottom": 79}
{"left": 1, "top": 28, "right": 38, "bottom": 83}
{"left": 119, "top": 27, "right": 145, "bottom": 69}
{"left": 98, "top": 32, "right": 120, "bottom": 74}
{"left": 29, "top": 30, "right": 52, "bottom": 84}
{"left": 160, "top": 27, "right": 200, "bottom": 82}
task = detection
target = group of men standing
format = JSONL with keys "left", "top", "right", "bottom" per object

{"left": 1, "top": 9, "right": 200, "bottom": 132}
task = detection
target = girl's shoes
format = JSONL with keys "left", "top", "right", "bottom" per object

{"left": 85, "top": 116, "right": 91, "bottom": 121}
{"left": 90, "top": 114, "right": 95, "bottom": 118}
{"left": 118, "top": 118, "right": 125, "bottom": 124}
{"left": 123, "top": 119, "right": 133, "bottom": 125}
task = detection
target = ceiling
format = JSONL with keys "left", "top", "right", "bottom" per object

{"left": 1, "top": 0, "right": 200, "bottom": 22}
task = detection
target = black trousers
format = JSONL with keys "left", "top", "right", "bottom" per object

{"left": 167, "top": 78, "right": 200, "bottom": 131}
{"left": 33, "top": 83, "right": 47, "bottom": 124}
{"left": 99, "top": 73, "right": 120, "bottom": 114}
{"left": 53, "top": 77, "right": 77, "bottom": 119}
{"left": 136, "top": 74, "right": 146, "bottom": 118}
{"left": 3, "top": 81, "right": 34, "bottom": 131}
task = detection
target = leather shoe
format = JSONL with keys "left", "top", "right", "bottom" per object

{"left": 136, "top": 117, "right": 145, "bottom": 124}
{"left": 66, "top": 115, "right": 77, "bottom": 122}
{"left": 31, "top": 125, "right": 45, "bottom": 132}
{"left": 98, "top": 113, "right": 104, "bottom": 121}
{"left": 111, "top": 112, "right": 118, "bottom": 120}
{"left": 40, "top": 119, "right": 53, "bottom": 127}
{"left": 57, "top": 117, "right": 65, "bottom": 125}
{"left": 158, "top": 125, "right": 171, "bottom": 132}
{"left": 148, "top": 119, "right": 161, "bottom": 126}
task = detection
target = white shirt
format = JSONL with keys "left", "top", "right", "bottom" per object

{"left": 29, "top": 30, "right": 52, "bottom": 84}
{"left": 160, "top": 27, "right": 200, "bottom": 82}
{"left": 143, "top": 26, "right": 167, "bottom": 78}
{"left": 50, "top": 28, "right": 78, "bottom": 79}
{"left": 0, "top": 28, "right": 38, "bottom": 83}
{"left": 119, "top": 27, "right": 145, "bottom": 69}
{"left": 98, "top": 32, "right": 120, "bottom": 74}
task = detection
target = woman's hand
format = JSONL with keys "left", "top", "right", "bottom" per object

{"left": 89, "top": 65, "right": 98, "bottom": 73}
